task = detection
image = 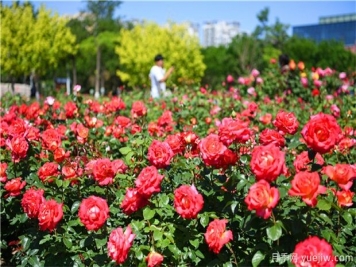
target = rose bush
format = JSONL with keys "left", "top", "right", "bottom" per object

{"left": 0, "top": 63, "right": 355, "bottom": 267}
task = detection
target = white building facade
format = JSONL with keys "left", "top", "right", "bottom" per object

{"left": 203, "top": 21, "right": 240, "bottom": 47}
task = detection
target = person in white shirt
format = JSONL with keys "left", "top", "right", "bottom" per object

{"left": 149, "top": 54, "right": 174, "bottom": 99}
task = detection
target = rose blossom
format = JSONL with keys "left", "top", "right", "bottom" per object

{"left": 293, "top": 151, "right": 324, "bottom": 173}
{"left": 330, "top": 104, "right": 340, "bottom": 118}
{"left": 38, "top": 162, "right": 60, "bottom": 183}
{"left": 217, "top": 116, "right": 253, "bottom": 144}
{"left": 174, "top": 184, "right": 204, "bottom": 219}
{"left": 335, "top": 190, "right": 354, "bottom": 207}
{"left": 259, "top": 129, "right": 285, "bottom": 147}
{"left": 21, "top": 188, "right": 45, "bottom": 218}
{"left": 121, "top": 188, "right": 149, "bottom": 215}
{"left": 38, "top": 199, "right": 63, "bottom": 232}
{"left": 78, "top": 196, "right": 109, "bottom": 231}
{"left": 199, "top": 134, "right": 227, "bottom": 168}
{"left": 204, "top": 219, "right": 233, "bottom": 254}
{"left": 41, "top": 129, "right": 62, "bottom": 151}
{"left": 131, "top": 101, "right": 147, "bottom": 119}
{"left": 250, "top": 144, "right": 287, "bottom": 182}
{"left": 323, "top": 164, "right": 355, "bottom": 190}
{"left": 288, "top": 172, "right": 327, "bottom": 207}
{"left": 245, "top": 180, "right": 280, "bottom": 219}
{"left": 107, "top": 226, "right": 135, "bottom": 264}
{"left": 292, "top": 236, "right": 337, "bottom": 267}
{"left": 301, "top": 113, "right": 342, "bottom": 154}
{"left": 165, "top": 134, "right": 185, "bottom": 155}
{"left": 6, "top": 136, "right": 29, "bottom": 162}
{"left": 135, "top": 166, "right": 164, "bottom": 198}
{"left": 146, "top": 251, "right": 164, "bottom": 267}
{"left": 92, "top": 158, "right": 115, "bottom": 186}
{"left": 273, "top": 110, "right": 299, "bottom": 135}
{"left": 0, "top": 162, "right": 7, "bottom": 183}
{"left": 4, "top": 177, "right": 26, "bottom": 197}
{"left": 147, "top": 140, "right": 174, "bottom": 169}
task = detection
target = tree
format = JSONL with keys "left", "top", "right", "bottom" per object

{"left": 83, "top": 0, "right": 122, "bottom": 98}
{"left": 253, "top": 7, "right": 290, "bottom": 50}
{"left": 0, "top": 2, "right": 77, "bottom": 93}
{"left": 227, "top": 34, "right": 264, "bottom": 76}
{"left": 201, "top": 45, "right": 230, "bottom": 88}
{"left": 116, "top": 21, "right": 206, "bottom": 88}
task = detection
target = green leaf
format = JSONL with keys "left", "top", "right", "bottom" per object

{"left": 199, "top": 213, "right": 209, "bottom": 228}
{"left": 119, "top": 147, "right": 132, "bottom": 155}
{"left": 55, "top": 179, "right": 63, "bottom": 188}
{"left": 63, "top": 237, "right": 72, "bottom": 249}
{"left": 231, "top": 202, "right": 238, "bottom": 213}
{"left": 317, "top": 199, "right": 331, "bottom": 211}
{"left": 189, "top": 239, "right": 200, "bottom": 249}
{"left": 195, "top": 250, "right": 205, "bottom": 259}
{"left": 153, "top": 230, "right": 162, "bottom": 241}
{"left": 71, "top": 201, "right": 81, "bottom": 214}
{"left": 319, "top": 213, "right": 333, "bottom": 225}
{"left": 342, "top": 212, "right": 353, "bottom": 225}
{"left": 28, "top": 255, "right": 41, "bottom": 267}
{"left": 95, "top": 237, "right": 107, "bottom": 249}
{"left": 143, "top": 208, "right": 155, "bottom": 221}
{"left": 20, "top": 236, "right": 30, "bottom": 251}
{"left": 252, "top": 250, "right": 265, "bottom": 267}
{"left": 266, "top": 224, "right": 282, "bottom": 241}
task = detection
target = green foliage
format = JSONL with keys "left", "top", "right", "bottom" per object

{"left": 0, "top": 2, "right": 77, "bottom": 78}
{"left": 116, "top": 21, "right": 206, "bottom": 87}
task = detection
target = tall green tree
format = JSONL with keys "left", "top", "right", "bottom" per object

{"left": 0, "top": 2, "right": 77, "bottom": 93}
{"left": 83, "top": 0, "right": 122, "bottom": 98}
{"left": 253, "top": 7, "right": 290, "bottom": 50}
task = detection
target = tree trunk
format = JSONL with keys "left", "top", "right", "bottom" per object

{"left": 72, "top": 56, "right": 77, "bottom": 87}
{"left": 94, "top": 45, "right": 101, "bottom": 99}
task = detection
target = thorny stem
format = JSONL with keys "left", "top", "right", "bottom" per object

{"left": 227, "top": 243, "right": 238, "bottom": 266}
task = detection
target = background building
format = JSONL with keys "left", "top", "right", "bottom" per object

{"left": 293, "top": 13, "right": 356, "bottom": 47}
{"left": 202, "top": 21, "right": 240, "bottom": 47}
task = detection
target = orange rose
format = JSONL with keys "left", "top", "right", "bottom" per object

{"left": 323, "top": 164, "right": 355, "bottom": 190}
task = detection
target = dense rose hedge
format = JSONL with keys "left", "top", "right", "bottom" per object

{"left": 1, "top": 63, "right": 356, "bottom": 267}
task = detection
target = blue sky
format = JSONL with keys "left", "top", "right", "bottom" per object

{"left": 12, "top": 1, "right": 356, "bottom": 36}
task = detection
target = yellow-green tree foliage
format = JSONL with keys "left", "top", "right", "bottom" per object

{"left": 0, "top": 3, "right": 77, "bottom": 77}
{"left": 116, "top": 21, "right": 206, "bottom": 87}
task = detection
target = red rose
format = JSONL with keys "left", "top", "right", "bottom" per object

{"left": 250, "top": 144, "right": 287, "bottom": 182}
{"left": 21, "top": 188, "right": 45, "bottom": 218}
{"left": 165, "top": 134, "right": 185, "bottom": 155}
{"left": 259, "top": 129, "right": 285, "bottom": 147}
{"left": 245, "top": 180, "right": 280, "bottom": 219}
{"left": 335, "top": 190, "right": 354, "bottom": 207}
{"left": 41, "top": 129, "right": 62, "bottom": 151}
{"left": 131, "top": 101, "right": 147, "bottom": 119}
{"left": 288, "top": 172, "right": 327, "bottom": 207}
{"left": 204, "top": 219, "right": 233, "bottom": 254}
{"left": 130, "top": 124, "right": 142, "bottom": 134}
{"left": 0, "top": 162, "right": 7, "bottom": 183}
{"left": 273, "top": 110, "right": 299, "bottom": 135}
{"left": 92, "top": 158, "right": 114, "bottom": 186}
{"left": 135, "top": 166, "right": 164, "bottom": 198}
{"left": 218, "top": 118, "right": 252, "bottom": 146}
{"left": 174, "top": 184, "right": 204, "bottom": 219}
{"left": 76, "top": 124, "right": 89, "bottom": 144}
{"left": 6, "top": 136, "right": 29, "bottom": 162}
{"left": 78, "top": 196, "right": 109, "bottom": 231}
{"left": 64, "top": 101, "right": 78, "bottom": 118}
{"left": 148, "top": 140, "right": 174, "bottom": 169}
{"left": 323, "top": 164, "right": 355, "bottom": 190}
{"left": 54, "top": 147, "right": 70, "bottom": 163}
{"left": 38, "top": 162, "right": 60, "bottom": 183}
{"left": 293, "top": 151, "right": 324, "bottom": 173}
{"left": 4, "top": 177, "right": 26, "bottom": 197}
{"left": 112, "top": 159, "right": 128, "bottom": 174}
{"left": 7, "top": 118, "right": 27, "bottom": 138}
{"left": 146, "top": 251, "right": 164, "bottom": 267}
{"left": 301, "top": 113, "right": 342, "bottom": 154}
{"left": 259, "top": 113, "right": 272, "bottom": 125}
{"left": 115, "top": 116, "right": 131, "bottom": 128}
{"left": 120, "top": 188, "right": 149, "bottom": 215}
{"left": 38, "top": 199, "right": 63, "bottom": 232}
{"left": 292, "top": 236, "right": 337, "bottom": 267}
{"left": 199, "top": 134, "right": 227, "bottom": 168}
{"left": 107, "top": 226, "right": 135, "bottom": 265}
